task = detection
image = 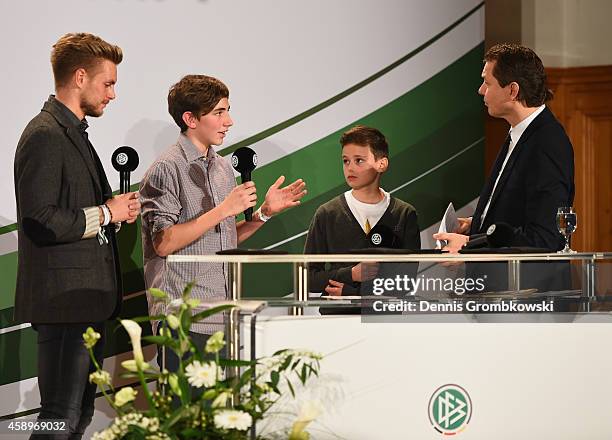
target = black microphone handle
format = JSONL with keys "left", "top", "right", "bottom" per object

{"left": 120, "top": 171, "right": 130, "bottom": 194}
{"left": 241, "top": 171, "right": 253, "bottom": 221}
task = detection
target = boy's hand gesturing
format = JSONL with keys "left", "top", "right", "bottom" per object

{"left": 260, "top": 176, "right": 307, "bottom": 217}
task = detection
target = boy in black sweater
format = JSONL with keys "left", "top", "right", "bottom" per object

{"left": 304, "top": 125, "right": 420, "bottom": 296}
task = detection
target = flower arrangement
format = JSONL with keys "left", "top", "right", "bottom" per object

{"left": 83, "top": 283, "right": 322, "bottom": 439}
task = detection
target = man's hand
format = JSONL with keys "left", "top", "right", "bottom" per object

{"left": 455, "top": 217, "right": 472, "bottom": 234}
{"left": 260, "top": 176, "right": 306, "bottom": 217}
{"left": 432, "top": 232, "right": 469, "bottom": 254}
{"left": 325, "top": 279, "right": 344, "bottom": 296}
{"left": 220, "top": 182, "right": 257, "bottom": 218}
{"left": 351, "top": 262, "right": 379, "bottom": 282}
{"left": 106, "top": 192, "right": 141, "bottom": 224}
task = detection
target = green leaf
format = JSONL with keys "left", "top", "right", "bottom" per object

{"left": 270, "top": 370, "right": 280, "bottom": 388}
{"left": 180, "top": 311, "right": 191, "bottom": 333}
{"left": 202, "top": 389, "right": 217, "bottom": 400}
{"left": 126, "top": 314, "right": 166, "bottom": 324}
{"left": 148, "top": 288, "right": 169, "bottom": 299}
{"left": 238, "top": 367, "right": 254, "bottom": 389}
{"left": 178, "top": 375, "right": 191, "bottom": 406}
{"left": 286, "top": 377, "right": 295, "bottom": 397}
{"left": 163, "top": 405, "right": 192, "bottom": 429}
{"left": 142, "top": 335, "right": 169, "bottom": 345}
{"left": 299, "top": 364, "right": 307, "bottom": 384}
{"left": 279, "top": 355, "right": 293, "bottom": 371}
{"left": 191, "top": 304, "right": 236, "bottom": 322}
{"left": 182, "top": 281, "right": 195, "bottom": 300}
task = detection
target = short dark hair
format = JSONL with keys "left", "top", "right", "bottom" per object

{"left": 484, "top": 43, "right": 552, "bottom": 107}
{"left": 340, "top": 125, "right": 389, "bottom": 159}
{"left": 51, "top": 33, "right": 123, "bottom": 88}
{"left": 168, "top": 75, "right": 229, "bottom": 132}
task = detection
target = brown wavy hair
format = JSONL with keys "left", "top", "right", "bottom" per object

{"left": 51, "top": 33, "right": 123, "bottom": 88}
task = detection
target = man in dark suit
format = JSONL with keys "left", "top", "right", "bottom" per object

{"left": 13, "top": 33, "right": 140, "bottom": 438}
{"left": 434, "top": 43, "right": 574, "bottom": 291}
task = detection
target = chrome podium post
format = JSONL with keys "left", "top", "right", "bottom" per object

{"left": 228, "top": 262, "right": 242, "bottom": 301}
{"left": 227, "top": 262, "right": 242, "bottom": 402}
{"left": 582, "top": 258, "right": 595, "bottom": 312}
{"left": 292, "top": 262, "right": 309, "bottom": 315}
{"left": 508, "top": 259, "right": 521, "bottom": 291}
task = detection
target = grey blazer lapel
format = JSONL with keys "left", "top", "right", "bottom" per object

{"left": 43, "top": 100, "right": 104, "bottom": 199}
{"left": 65, "top": 126, "right": 104, "bottom": 197}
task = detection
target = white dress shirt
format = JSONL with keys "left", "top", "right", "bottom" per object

{"left": 479, "top": 105, "right": 546, "bottom": 228}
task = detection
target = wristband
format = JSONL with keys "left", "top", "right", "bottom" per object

{"left": 256, "top": 206, "right": 272, "bottom": 223}
{"left": 104, "top": 203, "right": 114, "bottom": 224}
{"left": 100, "top": 204, "right": 111, "bottom": 226}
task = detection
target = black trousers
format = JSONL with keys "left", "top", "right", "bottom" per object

{"left": 32, "top": 322, "right": 105, "bottom": 440}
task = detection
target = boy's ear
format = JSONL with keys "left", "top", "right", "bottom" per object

{"left": 182, "top": 111, "right": 198, "bottom": 129}
{"left": 377, "top": 157, "right": 389, "bottom": 173}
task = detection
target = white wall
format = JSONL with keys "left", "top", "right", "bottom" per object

{"left": 522, "top": 0, "right": 612, "bottom": 67}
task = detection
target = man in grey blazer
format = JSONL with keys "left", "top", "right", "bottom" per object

{"left": 13, "top": 33, "right": 140, "bottom": 438}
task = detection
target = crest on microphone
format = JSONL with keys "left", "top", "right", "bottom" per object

{"left": 116, "top": 152, "right": 128, "bottom": 166}
{"left": 371, "top": 233, "right": 382, "bottom": 245}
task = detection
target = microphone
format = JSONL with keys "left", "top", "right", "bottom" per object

{"left": 111, "top": 146, "right": 139, "bottom": 194}
{"left": 367, "top": 224, "right": 400, "bottom": 249}
{"left": 463, "top": 222, "right": 517, "bottom": 249}
{"left": 463, "top": 233, "right": 487, "bottom": 249}
{"left": 485, "top": 222, "right": 517, "bottom": 247}
{"left": 230, "top": 147, "right": 258, "bottom": 221}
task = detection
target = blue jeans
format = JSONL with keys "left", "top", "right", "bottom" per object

{"left": 32, "top": 322, "right": 105, "bottom": 440}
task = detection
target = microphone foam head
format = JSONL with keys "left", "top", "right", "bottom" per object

{"left": 112, "top": 146, "right": 139, "bottom": 172}
{"left": 231, "top": 147, "right": 258, "bottom": 173}
{"left": 367, "top": 224, "right": 399, "bottom": 248}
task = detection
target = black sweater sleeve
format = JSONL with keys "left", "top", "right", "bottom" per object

{"left": 304, "top": 206, "right": 355, "bottom": 293}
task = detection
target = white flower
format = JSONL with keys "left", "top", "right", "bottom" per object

{"left": 166, "top": 314, "right": 180, "bottom": 330}
{"left": 205, "top": 331, "right": 226, "bottom": 353}
{"left": 89, "top": 370, "right": 111, "bottom": 386}
{"left": 185, "top": 298, "right": 201, "bottom": 308}
{"left": 120, "top": 320, "right": 145, "bottom": 368}
{"left": 185, "top": 361, "right": 219, "bottom": 388}
{"left": 168, "top": 373, "right": 182, "bottom": 397}
{"left": 121, "top": 359, "right": 151, "bottom": 372}
{"left": 290, "top": 399, "right": 322, "bottom": 437}
{"left": 212, "top": 390, "right": 231, "bottom": 408}
{"left": 83, "top": 327, "right": 101, "bottom": 349}
{"left": 168, "top": 298, "right": 184, "bottom": 313}
{"left": 214, "top": 409, "right": 252, "bottom": 431}
{"left": 114, "top": 387, "right": 137, "bottom": 407}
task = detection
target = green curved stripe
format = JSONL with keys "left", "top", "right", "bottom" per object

{"left": 217, "top": 1, "right": 484, "bottom": 156}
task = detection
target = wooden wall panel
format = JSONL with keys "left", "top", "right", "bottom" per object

{"left": 547, "top": 66, "right": 612, "bottom": 252}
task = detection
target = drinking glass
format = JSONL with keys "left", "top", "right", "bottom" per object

{"left": 556, "top": 207, "right": 577, "bottom": 253}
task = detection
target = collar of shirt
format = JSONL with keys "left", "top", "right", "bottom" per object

{"left": 78, "top": 118, "right": 89, "bottom": 136}
{"left": 509, "top": 104, "right": 546, "bottom": 148}
{"left": 177, "top": 133, "right": 218, "bottom": 163}
{"left": 49, "top": 95, "right": 82, "bottom": 130}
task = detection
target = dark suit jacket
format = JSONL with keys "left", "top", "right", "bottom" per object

{"left": 470, "top": 107, "right": 575, "bottom": 247}
{"left": 468, "top": 107, "right": 575, "bottom": 292}
{"left": 13, "top": 96, "right": 122, "bottom": 324}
